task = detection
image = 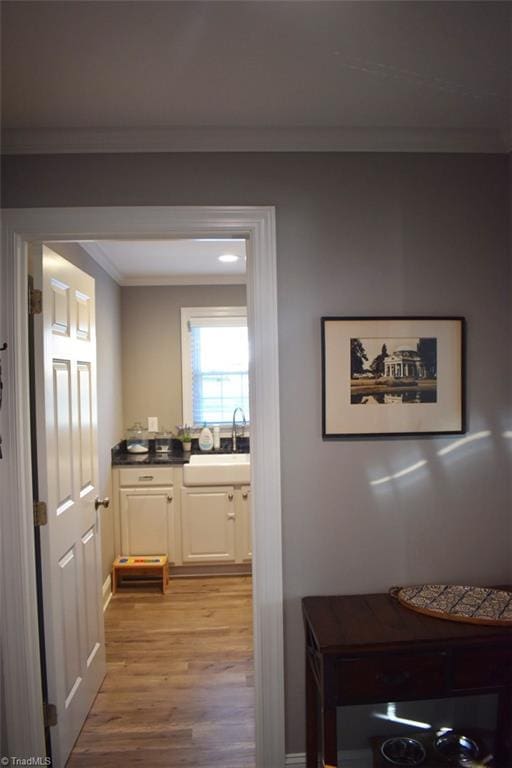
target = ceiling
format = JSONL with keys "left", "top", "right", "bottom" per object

{"left": 1, "top": 1, "right": 511, "bottom": 154}
{"left": 79, "top": 239, "right": 247, "bottom": 284}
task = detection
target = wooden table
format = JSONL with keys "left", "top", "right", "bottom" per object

{"left": 302, "top": 592, "right": 512, "bottom": 768}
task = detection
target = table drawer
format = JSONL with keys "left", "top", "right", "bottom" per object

{"left": 336, "top": 652, "right": 446, "bottom": 704}
{"left": 119, "top": 467, "right": 174, "bottom": 486}
{"left": 453, "top": 647, "right": 512, "bottom": 690}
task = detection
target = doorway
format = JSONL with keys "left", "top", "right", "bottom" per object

{"left": 60, "top": 234, "right": 253, "bottom": 763}
{"left": 0, "top": 206, "right": 284, "bottom": 768}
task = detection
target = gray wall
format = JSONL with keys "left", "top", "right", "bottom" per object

{"left": 121, "top": 284, "right": 246, "bottom": 431}
{"left": 47, "top": 242, "right": 123, "bottom": 581}
{"left": 3, "top": 151, "right": 511, "bottom": 753}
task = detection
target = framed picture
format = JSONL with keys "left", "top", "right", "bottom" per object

{"left": 321, "top": 317, "right": 465, "bottom": 438}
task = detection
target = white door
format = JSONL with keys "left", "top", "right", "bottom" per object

{"left": 36, "top": 246, "right": 106, "bottom": 766}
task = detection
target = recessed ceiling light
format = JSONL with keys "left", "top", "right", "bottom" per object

{"left": 218, "top": 254, "right": 239, "bottom": 263}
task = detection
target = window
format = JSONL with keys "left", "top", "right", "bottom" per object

{"left": 181, "top": 307, "right": 249, "bottom": 426}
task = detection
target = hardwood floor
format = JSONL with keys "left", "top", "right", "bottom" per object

{"left": 67, "top": 575, "right": 254, "bottom": 767}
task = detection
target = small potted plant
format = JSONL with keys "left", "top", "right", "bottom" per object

{"left": 177, "top": 425, "right": 193, "bottom": 454}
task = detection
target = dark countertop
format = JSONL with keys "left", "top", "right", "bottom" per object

{"left": 112, "top": 452, "right": 189, "bottom": 466}
{"left": 111, "top": 436, "right": 250, "bottom": 467}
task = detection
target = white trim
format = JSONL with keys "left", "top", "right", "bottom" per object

{"left": 285, "top": 750, "right": 372, "bottom": 767}
{"left": 2, "top": 125, "right": 509, "bottom": 154}
{"left": 120, "top": 274, "right": 246, "bottom": 287}
{"left": 0, "top": 233, "right": 46, "bottom": 758}
{"left": 285, "top": 754, "right": 306, "bottom": 767}
{"left": 102, "top": 574, "right": 112, "bottom": 612}
{"left": 79, "top": 242, "right": 123, "bottom": 283}
{"left": 0, "top": 206, "right": 284, "bottom": 768}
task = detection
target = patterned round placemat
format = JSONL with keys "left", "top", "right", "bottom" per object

{"left": 390, "top": 584, "right": 512, "bottom": 626}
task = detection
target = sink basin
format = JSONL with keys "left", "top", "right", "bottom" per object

{"left": 189, "top": 453, "right": 250, "bottom": 465}
{"left": 184, "top": 453, "right": 250, "bottom": 485}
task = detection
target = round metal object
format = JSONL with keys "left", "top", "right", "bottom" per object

{"left": 434, "top": 732, "right": 480, "bottom": 766}
{"left": 380, "top": 737, "right": 427, "bottom": 766}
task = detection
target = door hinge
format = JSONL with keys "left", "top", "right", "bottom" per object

{"left": 43, "top": 702, "right": 57, "bottom": 728}
{"left": 29, "top": 287, "right": 43, "bottom": 315}
{"left": 33, "top": 500, "right": 48, "bottom": 526}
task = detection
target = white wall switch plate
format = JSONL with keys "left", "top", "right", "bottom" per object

{"left": 147, "top": 416, "right": 159, "bottom": 433}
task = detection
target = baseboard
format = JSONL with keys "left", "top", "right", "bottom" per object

{"left": 285, "top": 749, "right": 372, "bottom": 767}
{"left": 102, "top": 574, "right": 112, "bottom": 611}
{"left": 285, "top": 755, "right": 306, "bottom": 767}
{"left": 170, "top": 563, "right": 252, "bottom": 578}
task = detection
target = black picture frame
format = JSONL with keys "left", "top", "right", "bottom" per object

{"left": 321, "top": 316, "right": 465, "bottom": 438}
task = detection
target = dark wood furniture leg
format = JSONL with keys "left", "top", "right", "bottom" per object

{"left": 496, "top": 687, "right": 512, "bottom": 766}
{"left": 321, "top": 704, "right": 338, "bottom": 768}
{"left": 305, "top": 648, "right": 318, "bottom": 767}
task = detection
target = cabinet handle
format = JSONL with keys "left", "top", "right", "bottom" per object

{"left": 227, "top": 512, "right": 235, "bottom": 519}
{"left": 242, "top": 491, "right": 249, "bottom": 499}
{"left": 228, "top": 492, "right": 234, "bottom": 500}
{"left": 138, "top": 475, "right": 154, "bottom": 481}
{"left": 167, "top": 495, "right": 173, "bottom": 503}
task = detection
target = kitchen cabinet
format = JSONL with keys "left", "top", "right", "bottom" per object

{"left": 120, "top": 487, "right": 173, "bottom": 556}
{"left": 236, "top": 485, "right": 252, "bottom": 562}
{"left": 181, "top": 484, "right": 252, "bottom": 565}
{"left": 112, "top": 464, "right": 252, "bottom": 570}
{"left": 114, "top": 467, "right": 178, "bottom": 563}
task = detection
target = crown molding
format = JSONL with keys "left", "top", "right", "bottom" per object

{"left": 2, "top": 126, "right": 510, "bottom": 155}
{"left": 80, "top": 242, "right": 123, "bottom": 282}
{"left": 120, "top": 274, "right": 247, "bottom": 286}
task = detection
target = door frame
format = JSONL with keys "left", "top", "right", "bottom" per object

{"left": 0, "top": 206, "right": 284, "bottom": 767}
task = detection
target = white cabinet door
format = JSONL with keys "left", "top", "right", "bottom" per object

{"left": 181, "top": 486, "right": 236, "bottom": 563}
{"left": 120, "top": 487, "right": 173, "bottom": 557}
{"left": 237, "top": 486, "right": 252, "bottom": 562}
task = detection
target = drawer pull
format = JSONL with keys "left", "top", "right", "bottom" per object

{"left": 167, "top": 495, "right": 173, "bottom": 503}
{"left": 138, "top": 475, "right": 154, "bottom": 481}
{"left": 376, "top": 670, "right": 411, "bottom": 686}
{"left": 242, "top": 491, "right": 249, "bottom": 499}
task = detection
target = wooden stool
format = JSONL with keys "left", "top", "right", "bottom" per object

{"left": 112, "top": 555, "right": 168, "bottom": 594}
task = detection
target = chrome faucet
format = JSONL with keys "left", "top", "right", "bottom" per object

{"left": 232, "top": 407, "right": 246, "bottom": 452}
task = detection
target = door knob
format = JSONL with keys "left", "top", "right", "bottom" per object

{"left": 94, "top": 497, "right": 110, "bottom": 510}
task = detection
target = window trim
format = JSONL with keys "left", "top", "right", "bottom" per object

{"left": 181, "top": 305, "right": 248, "bottom": 427}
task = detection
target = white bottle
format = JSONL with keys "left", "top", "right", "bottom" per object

{"left": 213, "top": 425, "right": 220, "bottom": 450}
{"left": 199, "top": 425, "right": 214, "bottom": 452}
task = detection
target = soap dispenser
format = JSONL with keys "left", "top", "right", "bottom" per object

{"left": 199, "top": 424, "right": 214, "bottom": 452}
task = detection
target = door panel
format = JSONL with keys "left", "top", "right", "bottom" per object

{"left": 37, "top": 246, "right": 106, "bottom": 766}
{"left": 77, "top": 362, "right": 94, "bottom": 494}
{"left": 53, "top": 360, "right": 73, "bottom": 511}
{"left": 76, "top": 291, "right": 91, "bottom": 340}
{"left": 50, "top": 278, "right": 71, "bottom": 336}
{"left": 58, "top": 546, "right": 82, "bottom": 707}
{"left": 82, "top": 526, "right": 100, "bottom": 662}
